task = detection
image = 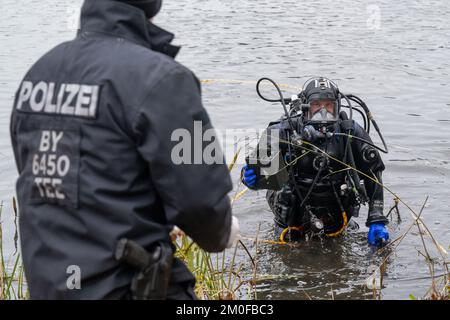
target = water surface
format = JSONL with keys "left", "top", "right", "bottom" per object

{"left": 1, "top": 0, "right": 449, "bottom": 299}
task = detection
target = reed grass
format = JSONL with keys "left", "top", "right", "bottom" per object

{"left": 0, "top": 200, "right": 28, "bottom": 300}
{"left": 172, "top": 233, "right": 257, "bottom": 300}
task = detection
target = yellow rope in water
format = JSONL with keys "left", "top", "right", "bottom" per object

{"left": 279, "top": 226, "right": 304, "bottom": 244}
{"left": 200, "top": 79, "right": 300, "bottom": 91}
{"left": 325, "top": 211, "right": 348, "bottom": 238}
{"left": 231, "top": 188, "right": 249, "bottom": 204}
{"left": 278, "top": 211, "right": 348, "bottom": 244}
{"left": 240, "top": 236, "right": 299, "bottom": 247}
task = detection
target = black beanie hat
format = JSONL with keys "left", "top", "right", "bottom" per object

{"left": 118, "top": 0, "right": 162, "bottom": 18}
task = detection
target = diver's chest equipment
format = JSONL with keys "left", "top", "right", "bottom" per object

{"left": 309, "top": 212, "right": 325, "bottom": 234}
{"left": 312, "top": 153, "right": 330, "bottom": 171}
{"left": 302, "top": 124, "right": 333, "bottom": 142}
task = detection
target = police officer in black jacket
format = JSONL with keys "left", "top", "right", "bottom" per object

{"left": 242, "top": 77, "right": 389, "bottom": 245}
{"left": 10, "top": 0, "right": 239, "bottom": 299}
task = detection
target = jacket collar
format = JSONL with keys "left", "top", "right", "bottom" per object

{"left": 79, "top": 0, "right": 180, "bottom": 58}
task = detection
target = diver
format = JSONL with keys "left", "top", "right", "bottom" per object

{"left": 241, "top": 77, "right": 389, "bottom": 246}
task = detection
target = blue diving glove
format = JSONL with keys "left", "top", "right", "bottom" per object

{"left": 242, "top": 165, "right": 257, "bottom": 188}
{"left": 368, "top": 222, "right": 389, "bottom": 247}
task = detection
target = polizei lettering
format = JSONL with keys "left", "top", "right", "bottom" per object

{"left": 16, "top": 81, "right": 100, "bottom": 118}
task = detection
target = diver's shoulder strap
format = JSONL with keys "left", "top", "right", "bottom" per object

{"left": 338, "top": 111, "right": 356, "bottom": 132}
{"left": 340, "top": 119, "right": 354, "bottom": 132}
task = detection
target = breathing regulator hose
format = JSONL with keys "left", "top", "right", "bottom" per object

{"left": 345, "top": 94, "right": 389, "bottom": 154}
{"left": 256, "top": 77, "right": 297, "bottom": 133}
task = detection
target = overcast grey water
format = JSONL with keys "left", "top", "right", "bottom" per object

{"left": 0, "top": 0, "right": 449, "bottom": 299}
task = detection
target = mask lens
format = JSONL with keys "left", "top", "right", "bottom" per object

{"left": 308, "top": 99, "right": 337, "bottom": 121}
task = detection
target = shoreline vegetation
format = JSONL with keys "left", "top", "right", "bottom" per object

{"left": 1, "top": 151, "right": 448, "bottom": 300}
{"left": 0, "top": 200, "right": 27, "bottom": 300}
{"left": 0, "top": 195, "right": 448, "bottom": 300}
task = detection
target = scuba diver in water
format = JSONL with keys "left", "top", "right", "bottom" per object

{"left": 242, "top": 77, "right": 390, "bottom": 246}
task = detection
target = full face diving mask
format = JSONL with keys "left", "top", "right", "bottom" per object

{"left": 307, "top": 99, "right": 338, "bottom": 123}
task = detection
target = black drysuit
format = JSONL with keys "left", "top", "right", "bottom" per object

{"left": 10, "top": 0, "right": 232, "bottom": 299}
{"left": 249, "top": 115, "right": 388, "bottom": 234}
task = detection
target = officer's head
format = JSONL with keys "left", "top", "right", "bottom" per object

{"left": 115, "top": 0, "right": 163, "bottom": 20}
{"left": 302, "top": 77, "right": 340, "bottom": 124}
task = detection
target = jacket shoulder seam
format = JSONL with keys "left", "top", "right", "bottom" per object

{"left": 130, "top": 64, "right": 192, "bottom": 131}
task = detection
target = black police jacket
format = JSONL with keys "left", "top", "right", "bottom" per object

{"left": 250, "top": 115, "right": 389, "bottom": 228}
{"left": 10, "top": 0, "right": 232, "bottom": 299}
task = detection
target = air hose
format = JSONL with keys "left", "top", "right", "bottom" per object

{"left": 346, "top": 94, "right": 389, "bottom": 154}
